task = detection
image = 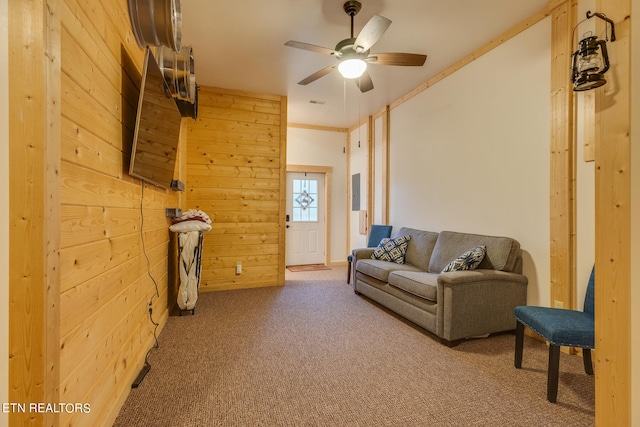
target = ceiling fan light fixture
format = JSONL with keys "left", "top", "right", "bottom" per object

{"left": 338, "top": 58, "right": 367, "bottom": 79}
{"left": 284, "top": 0, "right": 426, "bottom": 92}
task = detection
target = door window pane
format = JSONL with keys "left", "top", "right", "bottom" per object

{"left": 292, "top": 178, "right": 318, "bottom": 222}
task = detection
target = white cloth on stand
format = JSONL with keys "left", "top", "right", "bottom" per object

{"left": 170, "top": 220, "right": 211, "bottom": 233}
{"left": 177, "top": 231, "right": 201, "bottom": 310}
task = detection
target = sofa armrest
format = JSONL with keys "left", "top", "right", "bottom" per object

{"left": 352, "top": 247, "right": 374, "bottom": 261}
{"left": 350, "top": 248, "right": 374, "bottom": 286}
{"left": 436, "top": 269, "right": 528, "bottom": 341}
{"left": 438, "top": 269, "right": 528, "bottom": 286}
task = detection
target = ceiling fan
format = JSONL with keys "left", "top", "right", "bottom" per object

{"left": 285, "top": 0, "right": 427, "bottom": 93}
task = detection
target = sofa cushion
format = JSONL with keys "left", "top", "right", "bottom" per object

{"left": 442, "top": 245, "right": 486, "bottom": 272}
{"left": 371, "top": 235, "right": 412, "bottom": 264}
{"left": 429, "top": 231, "right": 521, "bottom": 273}
{"left": 388, "top": 271, "right": 438, "bottom": 302}
{"left": 356, "top": 259, "right": 423, "bottom": 282}
{"left": 392, "top": 227, "right": 439, "bottom": 271}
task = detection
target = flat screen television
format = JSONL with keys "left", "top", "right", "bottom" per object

{"left": 129, "top": 48, "right": 183, "bottom": 189}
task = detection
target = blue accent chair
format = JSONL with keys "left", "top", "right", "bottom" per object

{"left": 514, "top": 266, "right": 595, "bottom": 403}
{"left": 347, "top": 224, "right": 392, "bottom": 284}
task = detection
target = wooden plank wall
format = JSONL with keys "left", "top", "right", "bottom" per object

{"left": 8, "top": 0, "right": 60, "bottom": 425}
{"left": 57, "top": 0, "right": 184, "bottom": 425}
{"left": 186, "top": 87, "right": 287, "bottom": 291}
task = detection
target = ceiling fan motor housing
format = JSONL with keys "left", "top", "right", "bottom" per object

{"left": 343, "top": 1, "right": 362, "bottom": 16}
{"left": 334, "top": 37, "right": 370, "bottom": 60}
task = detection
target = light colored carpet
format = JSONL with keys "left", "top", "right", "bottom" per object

{"left": 114, "top": 266, "right": 594, "bottom": 426}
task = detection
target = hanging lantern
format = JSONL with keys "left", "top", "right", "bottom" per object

{"left": 571, "top": 34, "right": 610, "bottom": 91}
{"left": 570, "top": 11, "right": 616, "bottom": 92}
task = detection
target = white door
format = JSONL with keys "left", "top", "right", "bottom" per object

{"left": 285, "top": 172, "right": 325, "bottom": 266}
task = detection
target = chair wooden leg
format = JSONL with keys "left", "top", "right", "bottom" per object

{"left": 547, "top": 345, "right": 560, "bottom": 403}
{"left": 514, "top": 321, "right": 524, "bottom": 369}
{"left": 583, "top": 348, "right": 594, "bottom": 375}
{"left": 347, "top": 260, "right": 352, "bottom": 284}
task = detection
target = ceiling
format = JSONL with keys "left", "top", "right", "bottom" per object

{"left": 181, "top": 0, "right": 548, "bottom": 128}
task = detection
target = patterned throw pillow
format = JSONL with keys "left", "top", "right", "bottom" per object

{"left": 442, "top": 246, "right": 487, "bottom": 272}
{"left": 371, "top": 236, "right": 412, "bottom": 264}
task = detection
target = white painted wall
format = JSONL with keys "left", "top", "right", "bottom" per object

{"left": 349, "top": 123, "right": 368, "bottom": 250}
{"left": 1, "top": 0, "right": 9, "bottom": 423}
{"left": 388, "top": 18, "right": 551, "bottom": 306}
{"left": 574, "top": 103, "right": 595, "bottom": 310}
{"left": 286, "top": 127, "right": 348, "bottom": 264}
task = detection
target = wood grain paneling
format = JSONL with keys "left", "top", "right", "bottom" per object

{"left": 549, "top": 1, "right": 576, "bottom": 315}
{"left": 287, "top": 122, "right": 348, "bottom": 133}
{"left": 366, "top": 116, "right": 374, "bottom": 233}
{"left": 9, "top": 0, "right": 61, "bottom": 425}
{"left": 381, "top": 106, "right": 390, "bottom": 224}
{"left": 54, "top": 0, "right": 184, "bottom": 425}
{"left": 594, "top": 0, "right": 631, "bottom": 423}
{"left": 10, "top": 0, "right": 632, "bottom": 425}
{"left": 187, "top": 87, "right": 287, "bottom": 291}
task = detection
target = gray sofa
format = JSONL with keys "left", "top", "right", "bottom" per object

{"left": 352, "top": 227, "right": 528, "bottom": 345}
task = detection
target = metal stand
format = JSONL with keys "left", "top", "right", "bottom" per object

{"left": 177, "top": 231, "right": 204, "bottom": 315}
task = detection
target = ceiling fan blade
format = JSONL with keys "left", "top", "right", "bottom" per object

{"left": 285, "top": 40, "right": 337, "bottom": 56}
{"left": 298, "top": 64, "right": 337, "bottom": 85}
{"left": 367, "top": 52, "right": 427, "bottom": 66}
{"left": 354, "top": 70, "right": 374, "bottom": 93}
{"left": 354, "top": 15, "right": 392, "bottom": 53}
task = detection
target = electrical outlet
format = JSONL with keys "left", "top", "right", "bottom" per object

{"left": 236, "top": 261, "right": 242, "bottom": 275}
{"left": 165, "top": 207, "right": 182, "bottom": 218}
{"left": 554, "top": 300, "right": 564, "bottom": 309}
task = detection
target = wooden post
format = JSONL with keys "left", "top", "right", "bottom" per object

{"left": 367, "top": 115, "right": 374, "bottom": 232}
{"left": 279, "top": 97, "right": 288, "bottom": 284}
{"left": 594, "top": 0, "right": 631, "bottom": 424}
{"left": 9, "top": 0, "right": 61, "bottom": 425}
{"left": 549, "top": 0, "right": 577, "bottom": 312}
{"left": 381, "top": 106, "right": 390, "bottom": 225}
{"left": 346, "top": 129, "right": 351, "bottom": 256}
